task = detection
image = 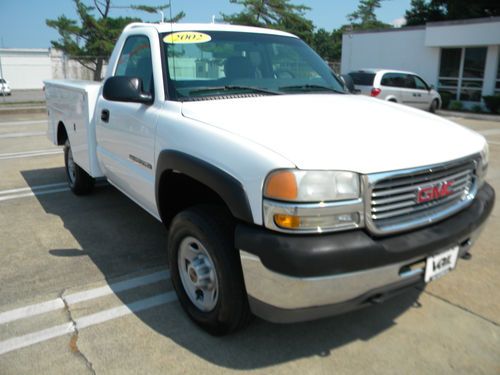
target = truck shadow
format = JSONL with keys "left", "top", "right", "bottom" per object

{"left": 23, "top": 167, "right": 422, "bottom": 370}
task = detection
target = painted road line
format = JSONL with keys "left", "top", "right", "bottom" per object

{"left": 0, "top": 120, "right": 47, "bottom": 127}
{"left": 65, "top": 270, "right": 170, "bottom": 305}
{"left": 0, "top": 149, "right": 62, "bottom": 160}
{"left": 0, "top": 181, "right": 109, "bottom": 202}
{"left": 0, "top": 271, "right": 170, "bottom": 325}
{"left": 0, "top": 131, "right": 46, "bottom": 139}
{"left": 0, "top": 182, "right": 67, "bottom": 196}
{"left": 0, "top": 322, "right": 75, "bottom": 355}
{"left": 0, "top": 292, "right": 177, "bottom": 355}
{"left": 0, "top": 187, "right": 70, "bottom": 202}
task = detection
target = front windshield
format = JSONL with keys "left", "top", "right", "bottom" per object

{"left": 161, "top": 30, "right": 345, "bottom": 101}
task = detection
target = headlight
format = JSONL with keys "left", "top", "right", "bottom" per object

{"left": 478, "top": 142, "right": 489, "bottom": 187}
{"left": 263, "top": 170, "right": 363, "bottom": 233}
{"left": 264, "top": 170, "right": 360, "bottom": 202}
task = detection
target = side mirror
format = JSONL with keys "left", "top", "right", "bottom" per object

{"left": 429, "top": 84, "right": 435, "bottom": 91}
{"left": 103, "top": 76, "right": 153, "bottom": 104}
{"left": 341, "top": 74, "right": 356, "bottom": 93}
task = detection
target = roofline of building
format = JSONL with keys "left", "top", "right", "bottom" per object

{"left": 345, "top": 15, "right": 500, "bottom": 36}
{"left": 0, "top": 48, "right": 49, "bottom": 53}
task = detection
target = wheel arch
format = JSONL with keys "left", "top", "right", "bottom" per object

{"left": 56, "top": 121, "right": 68, "bottom": 145}
{"left": 156, "top": 150, "right": 254, "bottom": 226}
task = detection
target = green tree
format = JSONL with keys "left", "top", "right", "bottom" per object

{"left": 348, "top": 0, "right": 391, "bottom": 29}
{"left": 46, "top": 0, "right": 184, "bottom": 81}
{"left": 405, "top": 0, "right": 500, "bottom": 26}
{"left": 222, "top": 0, "right": 315, "bottom": 44}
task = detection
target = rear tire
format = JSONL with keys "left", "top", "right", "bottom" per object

{"left": 168, "top": 205, "right": 252, "bottom": 335}
{"left": 64, "top": 139, "right": 94, "bottom": 195}
{"left": 430, "top": 99, "right": 439, "bottom": 113}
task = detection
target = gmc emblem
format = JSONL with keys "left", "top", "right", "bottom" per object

{"left": 417, "top": 181, "right": 454, "bottom": 204}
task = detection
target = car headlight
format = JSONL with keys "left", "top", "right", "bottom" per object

{"left": 263, "top": 170, "right": 363, "bottom": 233}
{"left": 264, "top": 170, "right": 360, "bottom": 202}
{"left": 478, "top": 142, "right": 489, "bottom": 187}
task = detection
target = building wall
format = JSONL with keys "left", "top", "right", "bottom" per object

{"left": 341, "top": 28, "right": 441, "bottom": 86}
{"left": 0, "top": 48, "right": 104, "bottom": 89}
{"left": 0, "top": 49, "right": 52, "bottom": 89}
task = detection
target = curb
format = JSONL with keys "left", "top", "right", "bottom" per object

{"left": 0, "top": 106, "right": 47, "bottom": 115}
{"left": 437, "top": 110, "right": 500, "bottom": 122}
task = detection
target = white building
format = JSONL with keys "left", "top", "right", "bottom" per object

{"left": 341, "top": 17, "right": 500, "bottom": 106}
{"left": 0, "top": 48, "right": 100, "bottom": 89}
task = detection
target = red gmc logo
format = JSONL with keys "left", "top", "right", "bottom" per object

{"left": 417, "top": 181, "right": 454, "bottom": 204}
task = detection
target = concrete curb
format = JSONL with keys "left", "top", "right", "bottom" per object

{"left": 437, "top": 110, "right": 500, "bottom": 122}
{"left": 0, "top": 106, "right": 47, "bottom": 115}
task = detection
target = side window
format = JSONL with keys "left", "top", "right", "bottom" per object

{"left": 115, "top": 35, "right": 153, "bottom": 95}
{"left": 403, "top": 74, "right": 416, "bottom": 89}
{"left": 413, "top": 75, "right": 428, "bottom": 90}
{"left": 381, "top": 73, "right": 406, "bottom": 88}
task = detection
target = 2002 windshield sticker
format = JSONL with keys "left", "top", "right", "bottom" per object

{"left": 163, "top": 32, "right": 212, "bottom": 44}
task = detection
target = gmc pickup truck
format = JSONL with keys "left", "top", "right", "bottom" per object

{"left": 45, "top": 22, "right": 495, "bottom": 335}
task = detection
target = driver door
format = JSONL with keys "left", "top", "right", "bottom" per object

{"left": 95, "top": 34, "right": 159, "bottom": 215}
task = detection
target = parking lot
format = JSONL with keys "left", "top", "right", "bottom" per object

{"left": 0, "top": 111, "right": 499, "bottom": 374}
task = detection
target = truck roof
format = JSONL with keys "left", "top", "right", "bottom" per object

{"left": 123, "top": 22, "right": 298, "bottom": 38}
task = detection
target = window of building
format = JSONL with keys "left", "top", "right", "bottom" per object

{"left": 438, "top": 47, "right": 487, "bottom": 102}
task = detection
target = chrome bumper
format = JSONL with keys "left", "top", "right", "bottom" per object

{"left": 239, "top": 225, "right": 482, "bottom": 322}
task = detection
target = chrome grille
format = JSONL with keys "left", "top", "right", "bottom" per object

{"left": 365, "top": 156, "right": 479, "bottom": 235}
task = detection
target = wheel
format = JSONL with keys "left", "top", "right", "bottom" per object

{"left": 168, "top": 205, "right": 252, "bottom": 335}
{"left": 429, "top": 99, "right": 439, "bottom": 113}
{"left": 64, "top": 139, "right": 94, "bottom": 195}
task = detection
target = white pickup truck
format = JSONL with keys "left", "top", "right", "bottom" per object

{"left": 45, "top": 22, "right": 495, "bottom": 335}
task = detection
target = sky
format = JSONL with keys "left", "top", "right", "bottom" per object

{"left": 0, "top": 0, "right": 411, "bottom": 49}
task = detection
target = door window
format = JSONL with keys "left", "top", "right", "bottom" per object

{"left": 115, "top": 35, "right": 153, "bottom": 94}
{"left": 381, "top": 73, "right": 406, "bottom": 88}
{"left": 413, "top": 76, "right": 428, "bottom": 90}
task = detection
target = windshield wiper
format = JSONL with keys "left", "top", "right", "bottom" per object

{"left": 279, "top": 84, "right": 345, "bottom": 94}
{"left": 189, "top": 85, "right": 281, "bottom": 96}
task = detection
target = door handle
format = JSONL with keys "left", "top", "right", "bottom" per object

{"left": 101, "top": 109, "right": 110, "bottom": 123}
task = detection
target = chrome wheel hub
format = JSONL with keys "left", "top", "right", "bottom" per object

{"left": 178, "top": 236, "right": 219, "bottom": 312}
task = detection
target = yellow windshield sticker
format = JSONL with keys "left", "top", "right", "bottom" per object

{"left": 163, "top": 32, "right": 211, "bottom": 44}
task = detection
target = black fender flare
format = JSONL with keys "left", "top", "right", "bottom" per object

{"left": 155, "top": 150, "right": 254, "bottom": 223}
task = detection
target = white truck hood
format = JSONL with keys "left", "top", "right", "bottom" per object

{"left": 181, "top": 94, "right": 485, "bottom": 174}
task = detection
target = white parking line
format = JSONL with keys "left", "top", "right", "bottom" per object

{"left": 0, "top": 131, "right": 46, "bottom": 139}
{"left": 0, "top": 182, "right": 67, "bottom": 196}
{"left": 0, "top": 270, "right": 170, "bottom": 325}
{"left": 0, "top": 120, "right": 47, "bottom": 127}
{"left": 0, "top": 149, "right": 62, "bottom": 160}
{"left": 0, "top": 292, "right": 177, "bottom": 355}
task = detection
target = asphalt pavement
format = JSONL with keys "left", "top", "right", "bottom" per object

{"left": 0, "top": 111, "right": 499, "bottom": 374}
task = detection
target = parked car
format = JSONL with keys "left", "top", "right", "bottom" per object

{"left": 45, "top": 23, "right": 494, "bottom": 335}
{"left": 0, "top": 78, "right": 11, "bottom": 95}
{"left": 347, "top": 69, "right": 441, "bottom": 112}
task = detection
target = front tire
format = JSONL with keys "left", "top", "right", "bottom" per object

{"left": 168, "top": 205, "right": 251, "bottom": 335}
{"left": 64, "top": 139, "right": 94, "bottom": 195}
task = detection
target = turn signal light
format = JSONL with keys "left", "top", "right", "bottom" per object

{"left": 274, "top": 214, "right": 301, "bottom": 229}
{"left": 264, "top": 171, "right": 298, "bottom": 200}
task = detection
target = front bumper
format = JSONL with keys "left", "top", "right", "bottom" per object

{"left": 235, "top": 183, "right": 495, "bottom": 323}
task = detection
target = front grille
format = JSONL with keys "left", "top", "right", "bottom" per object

{"left": 366, "top": 156, "right": 478, "bottom": 235}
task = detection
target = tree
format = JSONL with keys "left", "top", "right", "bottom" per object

{"left": 348, "top": 0, "right": 391, "bottom": 30}
{"left": 222, "top": 0, "right": 315, "bottom": 44}
{"left": 46, "top": 0, "right": 184, "bottom": 81}
{"left": 405, "top": 0, "right": 500, "bottom": 26}
{"left": 404, "top": 0, "right": 445, "bottom": 26}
